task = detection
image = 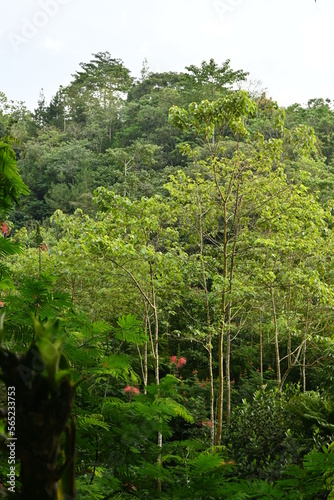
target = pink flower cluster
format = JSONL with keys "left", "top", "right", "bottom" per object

{"left": 0, "top": 223, "right": 9, "bottom": 235}
{"left": 201, "top": 420, "right": 213, "bottom": 428}
{"left": 170, "top": 356, "right": 187, "bottom": 369}
{"left": 124, "top": 385, "right": 140, "bottom": 395}
{"left": 124, "top": 482, "right": 136, "bottom": 491}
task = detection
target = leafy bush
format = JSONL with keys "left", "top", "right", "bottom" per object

{"left": 223, "top": 387, "right": 302, "bottom": 482}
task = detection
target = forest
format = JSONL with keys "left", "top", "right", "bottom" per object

{"left": 1, "top": 52, "right": 334, "bottom": 499}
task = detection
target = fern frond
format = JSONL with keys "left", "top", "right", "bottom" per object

{"left": 0, "top": 238, "right": 23, "bottom": 258}
{"left": 103, "top": 397, "right": 127, "bottom": 410}
{"left": 233, "top": 479, "right": 286, "bottom": 499}
{"left": 152, "top": 397, "right": 194, "bottom": 423}
{"left": 114, "top": 313, "right": 148, "bottom": 345}
{"left": 190, "top": 450, "right": 226, "bottom": 474}
{"left": 77, "top": 414, "right": 109, "bottom": 432}
{"left": 91, "top": 354, "right": 133, "bottom": 379}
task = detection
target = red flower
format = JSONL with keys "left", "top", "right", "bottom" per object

{"left": 124, "top": 385, "right": 140, "bottom": 395}
{"left": 177, "top": 357, "right": 187, "bottom": 369}
{"left": 170, "top": 355, "right": 178, "bottom": 364}
{"left": 125, "top": 483, "right": 136, "bottom": 491}
{"left": 221, "top": 459, "right": 235, "bottom": 466}
{"left": 41, "top": 243, "right": 48, "bottom": 251}
{"left": 203, "top": 420, "right": 213, "bottom": 428}
{"left": 0, "top": 223, "right": 9, "bottom": 235}
{"left": 0, "top": 301, "right": 4, "bottom": 307}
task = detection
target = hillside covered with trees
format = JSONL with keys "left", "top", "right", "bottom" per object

{"left": 1, "top": 52, "right": 334, "bottom": 499}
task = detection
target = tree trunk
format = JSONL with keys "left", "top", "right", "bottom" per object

{"left": 199, "top": 207, "right": 215, "bottom": 446}
{"left": 259, "top": 309, "right": 263, "bottom": 382}
{"left": 302, "top": 340, "right": 307, "bottom": 393}
{"left": 208, "top": 337, "right": 215, "bottom": 448}
{"left": 270, "top": 287, "right": 281, "bottom": 390}
{"left": 0, "top": 347, "right": 75, "bottom": 499}
{"left": 215, "top": 201, "right": 228, "bottom": 445}
{"left": 144, "top": 342, "right": 148, "bottom": 393}
{"left": 226, "top": 316, "right": 231, "bottom": 426}
{"left": 216, "top": 323, "right": 224, "bottom": 446}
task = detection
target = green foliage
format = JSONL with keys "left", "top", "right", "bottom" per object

{"left": 287, "top": 391, "right": 334, "bottom": 441}
{"left": 0, "top": 141, "right": 29, "bottom": 216}
{"left": 115, "top": 314, "right": 148, "bottom": 345}
{"left": 224, "top": 388, "right": 301, "bottom": 482}
{"left": 286, "top": 98, "right": 334, "bottom": 165}
{"left": 169, "top": 90, "right": 257, "bottom": 141}
{"left": 184, "top": 58, "right": 249, "bottom": 102}
{"left": 4, "top": 55, "right": 334, "bottom": 499}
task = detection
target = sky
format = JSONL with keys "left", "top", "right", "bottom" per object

{"left": 1, "top": 0, "right": 333, "bottom": 111}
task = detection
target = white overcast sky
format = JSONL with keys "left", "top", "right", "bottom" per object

{"left": 1, "top": 0, "right": 333, "bottom": 111}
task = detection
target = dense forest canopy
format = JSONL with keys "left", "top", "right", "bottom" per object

{"left": 1, "top": 52, "right": 334, "bottom": 499}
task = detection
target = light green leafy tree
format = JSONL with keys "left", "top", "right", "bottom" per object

{"left": 168, "top": 90, "right": 328, "bottom": 445}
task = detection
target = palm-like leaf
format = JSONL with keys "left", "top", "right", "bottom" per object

{"left": 0, "top": 142, "right": 29, "bottom": 215}
{"left": 0, "top": 238, "right": 23, "bottom": 258}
